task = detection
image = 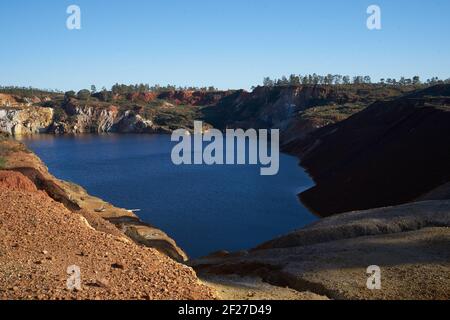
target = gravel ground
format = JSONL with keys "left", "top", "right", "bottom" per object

{"left": 0, "top": 183, "right": 216, "bottom": 300}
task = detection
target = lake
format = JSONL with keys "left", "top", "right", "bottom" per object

{"left": 21, "top": 134, "right": 316, "bottom": 258}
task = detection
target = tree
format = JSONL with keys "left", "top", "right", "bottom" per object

{"left": 333, "top": 75, "right": 343, "bottom": 85}
{"left": 64, "top": 91, "right": 76, "bottom": 99}
{"left": 263, "top": 77, "right": 274, "bottom": 87}
{"left": 289, "top": 74, "right": 300, "bottom": 86}
{"left": 77, "top": 89, "right": 91, "bottom": 100}
{"left": 412, "top": 76, "right": 421, "bottom": 85}
{"left": 353, "top": 76, "right": 364, "bottom": 84}
{"left": 301, "top": 76, "right": 309, "bottom": 85}
{"left": 342, "top": 76, "right": 350, "bottom": 85}
{"left": 90, "top": 85, "right": 97, "bottom": 94}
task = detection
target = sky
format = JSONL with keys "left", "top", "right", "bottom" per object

{"left": 0, "top": 0, "right": 449, "bottom": 91}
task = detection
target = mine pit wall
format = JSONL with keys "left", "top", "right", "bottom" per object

{"left": 0, "top": 107, "right": 54, "bottom": 136}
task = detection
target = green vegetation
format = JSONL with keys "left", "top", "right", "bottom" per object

{"left": 76, "top": 89, "right": 91, "bottom": 101}
{"left": 153, "top": 105, "right": 201, "bottom": 130}
{"left": 0, "top": 133, "right": 9, "bottom": 169}
{"left": 261, "top": 74, "right": 450, "bottom": 87}
{"left": 110, "top": 83, "right": 218, "bottom": 95}
{"left": 301, "top": 103, "right": 366, "bottom": 123}
{"left": 0, "top": 86, "right": 62, "bottom": 97}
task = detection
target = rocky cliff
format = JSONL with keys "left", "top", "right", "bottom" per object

{"left": 202, "top": 85, "right": 413, "bottom": 133}
{"left": 52, "top": 100, "right": 163, "bottom": 134}
{"left": 0, "top": 90, "right": 234, "bottom": 136}
{"left": 0, "top": 107, "right": 54, "bottom": 135}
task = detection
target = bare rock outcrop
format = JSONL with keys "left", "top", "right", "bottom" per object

{"left": 0, "top": 107, "right": 54, "bottom": 135}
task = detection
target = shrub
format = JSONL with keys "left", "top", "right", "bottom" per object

{"left": 64, "top": 91, "right": 76, "bottom": 99}
{"left": 77, "top": 89, "right": 91, "bottom": 100}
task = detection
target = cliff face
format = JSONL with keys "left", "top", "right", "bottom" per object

{"left": 0, "top": 101, "right": 178, "bottom": 135}
{"left": 285, "top": 84, "right": 450, "bottom": 216}
{"left": 202, "top": 85, "right": 413, "bottom": 139}
{"left": 0, "top": 107, "right": 54, "bottom": 135}
{"left": 51, "top": 101, "right": 161, "bottom": 134}
{"left": 0, "top": 90, "right": 236, "bottom": 135}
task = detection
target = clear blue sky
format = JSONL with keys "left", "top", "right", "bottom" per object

{"left": 0, "top": 0, "right": 449, "bottom": 91}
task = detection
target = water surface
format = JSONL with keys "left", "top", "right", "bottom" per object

{"left": 21, "top": 134, "right": 316, "bottom": 258}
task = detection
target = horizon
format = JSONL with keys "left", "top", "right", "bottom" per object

{"left": 1, "top": 0, "right": 449, "bottom": 91}
{"left": 0, "top": 74, "right": 447, "bottom": 95}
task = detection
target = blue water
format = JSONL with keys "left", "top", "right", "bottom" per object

{"left": 21, "top": 134, "right": 316, "bottom": 258}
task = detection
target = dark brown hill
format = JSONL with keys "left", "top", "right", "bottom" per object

{"left": 285, "top": 85, "right": 450, "bottom": 216}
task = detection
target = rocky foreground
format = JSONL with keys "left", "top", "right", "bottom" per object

{"left": 0, "top": 183, "right": 214, "bottom": 300}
